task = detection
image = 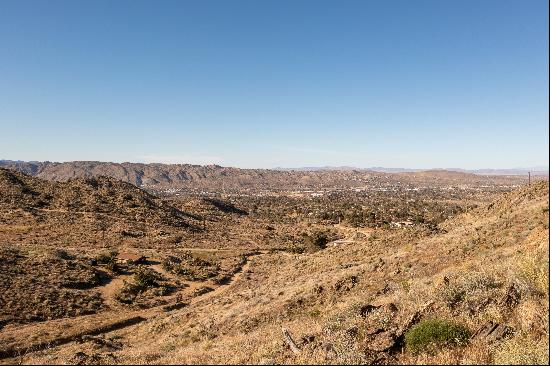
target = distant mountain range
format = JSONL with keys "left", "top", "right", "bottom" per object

{"left": 274, "top": 166, "right": 549, "bottom": 176}
{"left": 0, "top": 160, "right": 542, "bottom": 192}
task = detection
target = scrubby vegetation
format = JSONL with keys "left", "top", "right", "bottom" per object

{"left": 304, "top": 231, "right": 329, "bottom": 251}
{"left": 115, "top": 266, "right": 170, "bottom": 304}
{"left": 133, "top": 266, "right": 162, "bottom": 288}
{"left": 95, "top": 250, "right": 120, "bottom": 272}
{"left": 162, "top": 252, "right": 220, "bottom": 281}
{"left": 405, "top": 319, "right": 470, "bottom": 354}
{"left": 0, "top": 167, "right": 546, "bottom": 365}
{"left": 0, "top": 247, "right": 104, "bottom": 325}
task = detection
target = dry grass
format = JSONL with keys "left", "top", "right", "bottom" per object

{"left": 494, "top": 336, "right": 549, "bottom": 365}
{"left": 1, "top": 175, "right": 547, "bottom": 365}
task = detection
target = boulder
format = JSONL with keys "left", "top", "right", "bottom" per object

{"left": 471, "top": 321, "right": 514, "bottom": 342}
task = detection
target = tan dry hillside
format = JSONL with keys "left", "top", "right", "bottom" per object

{"left": 0, "top": 168, "right": 203, "bottom": 249}
{"left": 9, "top": 181, "right": 548, "bottom": 365}
{"left": 0, "top": 168, "right": 207, "bottom": 329}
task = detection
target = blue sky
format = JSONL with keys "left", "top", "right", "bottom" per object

{"left": 0, "top": 0, "right": 548, "bottom": 169}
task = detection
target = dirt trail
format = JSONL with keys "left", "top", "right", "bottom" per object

{"left": 189, "top": 251, "right": 264, "bottom": 305}
{"left": 0, "top": 249, "right": 268, "bottom": 360}
{"left": 98, "top": 275, "right": 129, "bottom": 309}
{"left": 334, "top": 223, "right": 375, "bottom": 236}
{"left": 330, "top": 224, "right": 374, "bottom": 245}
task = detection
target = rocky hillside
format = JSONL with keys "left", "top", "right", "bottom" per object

{"left": 121, "top": 182, "right": 548, "bottom": 365}
{"left": 0, "top": 168, "right": 198, "bottom": 226}
{"left": 0, "top": 168, "right": 202, "bottom": 249}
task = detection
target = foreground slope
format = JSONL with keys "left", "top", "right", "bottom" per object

{"left": 12, "top": 181, "right": 548, "bottom": 365}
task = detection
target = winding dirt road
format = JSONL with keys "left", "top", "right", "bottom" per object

{"left": 0, "top": 249, "right": 269, "bottom": 361}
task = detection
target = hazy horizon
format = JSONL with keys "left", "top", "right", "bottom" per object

{"left": 1, "top": 0, "right": 548, "bottom": 169}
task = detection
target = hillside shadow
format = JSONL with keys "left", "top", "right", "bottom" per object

{"left": 203, "top": 198, "right": 248, "bottom": 215}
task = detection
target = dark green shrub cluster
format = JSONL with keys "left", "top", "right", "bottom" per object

{"left": 52, "top": 249, "right": 75, "bottom": 260}
{"left": 95, "top": 250, "right": 118, "bottom": 264}
{"left": 95, "top": 250, "right": 120, "bottom": 272}
{"left": 405, "top": 319, "right": 470, "bottom": 354}
{"left": 115, "top": 282, "right": 142, "bottom": 304}
{"left": 311, "top": 231, "right": 328, "bottom": 249}
{"left": 115, "top": 267, "right": 170, "bottom": 304}
{"left": 161, "top": 253, "right": 219, "bottom": 281}
{"left": 303, "top": 231, "right": 329, "bottom": 252}
{"left": 133, "top": 265, "right": 161, "bottom": 288}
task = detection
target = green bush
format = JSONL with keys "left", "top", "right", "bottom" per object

{"left": 303, "top": 231, "right": 329, "bottom": 252}
{"left": 115, "top": 282, "right": 141, "bottom": 304}
{"left": 161, "top": 254, "right": 218, "bottom": 281}
{"left": 405, "top": 319, "right": 470, "bottom": 354}
{"left": 95, "top": 250, "right": 120, "bottom": 272}
{"left": 95, "top": 250, "right": 118, "bottom": 264}
{"left": 133, "top": 266, "right": 161, "bottom": 288}
{"left": 312, "top": 232, "right": 328, "bottom": 249}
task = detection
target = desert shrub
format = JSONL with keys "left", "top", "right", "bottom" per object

{"left": 95, "top": 250, "right": 120, "bottom": 272}
{"left": 162, "top": 253, "right": 219, "bottom": 281}
{"left": 95, "top": 250, "right": 118, "bottom": 264}
{"left": 312, "top": 232, "right": 328, "bottom": 248}
{"left": 133, "top": 266, "right": 161, "bottom": 288}
{"left": 106, "top": 261, "right": 121, "bottom": 273}
{"left": 162, "top": 256, "right": 180, "bottom": 272}
{"left": 115, "top": 268, "right": 165, "bottom": 304}
{"left": 286, "top": 245, "right": 305, "bottom": 254}
{"left": 302, "top": 231, "right": 329, "bottom": 252}
{"left": 405, "top": 319, "right": 470, "bottom": 354}
{"left": 152, "top": 285, "right": 173, "bottom": 296}
{"left": 167, "top": 234, "right": 183, "bottom": 244}
{"left": 309, "top": 309, "right": 321, "bottom": 318}
{"left": 174, "top": 266, "right": 194, "bottom": 277}
{"left": 51, "top": 249, "right": 75, "bottom": 260}
{"left": 440, "top": 272, "right": 502, "bottom": 308}
{"left": 121, "top": 230, "right": 145, "bottom": 237}
{"left": 115, "top": 282, "right": 142, "bottom": 304}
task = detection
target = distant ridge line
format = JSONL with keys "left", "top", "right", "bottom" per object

{"left": 0, "top": 160, "right": 545, "bottom": 191}
{"left": 273, "top": 165, "right": 548, "bottom": 176}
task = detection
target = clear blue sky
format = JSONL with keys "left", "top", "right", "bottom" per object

{"left": 1, "top": 0, "right": 548, "bottom": 169}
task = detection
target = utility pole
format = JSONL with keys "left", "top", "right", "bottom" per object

{"left": 528, "top": 171, "right": 531, "bottom": 186}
